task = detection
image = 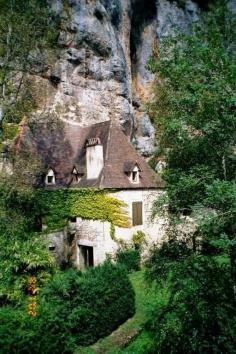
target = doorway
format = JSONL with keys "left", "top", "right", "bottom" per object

{"left": 79, "top": 245, "right": 94, "bottom": 268}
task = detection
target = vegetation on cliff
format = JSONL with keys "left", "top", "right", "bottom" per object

{"left": 0, "top": 0, "right": 58, "bottom": 140}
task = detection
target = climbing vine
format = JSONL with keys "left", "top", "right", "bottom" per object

{"left": 36, "top": 189, "right": 130, "bottom": 232}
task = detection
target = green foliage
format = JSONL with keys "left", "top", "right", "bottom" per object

{"left": 1, "top": 123, "right": 18, "bottom": 141}
{"left": 116, "top": 249, "right": 141, "bottom": 272}
{"left": 0, "top": 262, "right": 135, "bottom": 353}
{"left": 147, "top": 4, "right": 236, "bottom": 353}
{"left": 36, "top": 189, "right": 130, "bottom": 231}
{"left": 146, "top": 253, "right": 236, "bottom": 354}
{"left": 149, "top": 2, "right": 236, "bottom": 215}
{"left": 132, "top": 230, "right": 146, "bottom": 249}
{"left": 148, "top": 0, "right": 236, "bottom": 261}
{"left": 0, "top": 177, "right": 55, "bottom": 304}
{"left": 0, "top": 0, "right": 58, "bottom": 127}
{"left": 0, "top": 209, "right": 54, "bottom": 305}
{"left": 3, "top": 85, "right": 37, "bottom": 124}
{"left": 146, "top": 240, "right": 193, "bottom": 282}
{"left": 0, "top": 172, "right": 130, "bottom": 303}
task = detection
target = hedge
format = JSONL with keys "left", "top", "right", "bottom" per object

{"left": 0, "top": 261, "right": 135, "bottom": 354}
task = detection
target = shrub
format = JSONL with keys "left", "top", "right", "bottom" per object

{"left": 116, "top": 248, "right": 141, "bottom": 272}
{"left": 146, "top": 239, "right": 192, "bottom": 282}
{"left": 146, "top": 256, "right": 236, "bottom": 354}
{"left": 0, "top": 262, "right": 135, "bottom": 353}
{"left": 132, "top": 230, "right": 146, "bottom": 250}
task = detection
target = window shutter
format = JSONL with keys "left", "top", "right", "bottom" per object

{"left": 132, "top": 202, "right": 143, "bottom": 226}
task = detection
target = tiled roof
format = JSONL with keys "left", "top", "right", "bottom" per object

{"left": 14, "top": 120, "right": 165, "bottom": 189}
{"left": 123, "top": 161, "right": 142, "bottom": 173}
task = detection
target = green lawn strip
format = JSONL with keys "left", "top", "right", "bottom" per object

{"left": 76, "top": 271, "right": 156, "bottom": 354}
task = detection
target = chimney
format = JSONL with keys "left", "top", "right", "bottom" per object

{"left": 85, "top": 138, "right": 104, "bottom": 179}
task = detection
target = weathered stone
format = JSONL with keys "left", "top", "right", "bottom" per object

{"left": 134, "top": 136, "right": 155, "bottom": 157}
{"left": 65, "top": 48, "right": 86, "bottom": 64}
{"left": 140, "top": 115, "right": 155, "bottom": 137}
{"left": 156, "top": 0, "right": 200, "bottom": 38}
{"left": 47, "top": 0, "right": 63, "bottom": 16}
{"left": 28, "top": 0, "right": 204, "bottom": 150}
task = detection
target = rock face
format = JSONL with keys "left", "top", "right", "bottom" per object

{"left": 156, "top": 0, "right": 200, "bottom": 38}
{"left": 31, "top": 0, "right": 203, "bottom": 154}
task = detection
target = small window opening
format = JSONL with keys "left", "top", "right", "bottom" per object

{"left": 69, "top": 217, "right": 77, "bottom": 223}
{"left": 75, "top": 174, "right": 81, "bottom": 182}
{"left": 72, "top": 167, "right": 83, "bottom": 183}
{"left": 48, "top": 244, "right": 56, "bottom": 251}
{"left": 47, "top": 176, "right": 53, "bottom": 184}
{"left": 132, "top": 171, "right": 138, "bottom": 182}
{"left": 45, "top": 169, "right": 55, "bottom": 185}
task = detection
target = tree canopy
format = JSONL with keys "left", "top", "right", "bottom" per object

{"left": 146, "top": 2, "right": 236, "bottom": 352}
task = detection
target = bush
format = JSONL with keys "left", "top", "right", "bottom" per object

{"left": 0, "top": 262, "right": 135, "bottom": 353}
{"left": 146, "top": 256, "right": 236, "bottom": 354}
{"left": 146, "top": 239, "right": 193, "bottom": 282}
{"left": 132, "top": 231, "right": 146, "bottom": 250}
{"left": 116, "top": 248, "right": 141, "bottom": 272}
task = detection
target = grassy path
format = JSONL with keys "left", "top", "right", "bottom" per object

{"left": 76, "top": 271, "right": 156, "bottom": 354}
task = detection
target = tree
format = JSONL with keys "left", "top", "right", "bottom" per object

{"left": 0, "top": 0, "right": 58, "bottom": 130}
{"left": 149, "top": 1, "right": 236, "bottom": 214}
{"left": 146, "top": 2, "right": 236, "bottom": 352}
{"left": 149, "top": 0, "right": 236, "bottom": 277}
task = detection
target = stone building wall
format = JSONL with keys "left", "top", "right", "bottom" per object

{"left": 72, "top": 189, "right": 167, "bottom": 268}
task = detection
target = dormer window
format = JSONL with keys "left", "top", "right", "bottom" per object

{"left": 132, "top": 170, "right": 138, "bottom": 183}
{"left": 124, "top": 161, "right": 142, "bottom": 184}
{"left": 45, "top": 169, "right": 55, "bottom": 185}
{"left": 71, "top": 166, "right": 84, "bottom": 183}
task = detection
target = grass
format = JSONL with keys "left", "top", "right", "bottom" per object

{"left": 76, "top": 270, "right": 169, "bottom": 354}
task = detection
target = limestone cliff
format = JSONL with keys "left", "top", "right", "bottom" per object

{"left": 15, "top": 0, "right": 235, "bottom": 157}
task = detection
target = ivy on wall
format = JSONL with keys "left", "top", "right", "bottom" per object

{"left": 36, "top": 189, "right": 130, "bottom": 232}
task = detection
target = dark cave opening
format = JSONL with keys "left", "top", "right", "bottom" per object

{"left": 130, "top": 0, "right": 157, "bottom": 70}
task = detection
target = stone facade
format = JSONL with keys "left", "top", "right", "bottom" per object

{"left": 46, "top": 189, "right": 167, "bottom": 268}
{"left": 73, "top": 189, "right": 167, "bottom": 268}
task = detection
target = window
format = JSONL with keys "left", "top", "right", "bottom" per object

{"left": 47, "top": 176, "right": 53, "bottom": 184}
{"left": 69, "top": 216, "right": 77, "bottom": 223}
{"left": 132, "top": 202, "right": 143, "bottom": 226}
{"left": 132, "top": 171, "right": 138, "bottom": 182}
{"left": 72, "top": 166, "right": 83, "bottom": 183}
{"left": 74, "top": 174, "right": 81, "bottom": 183}
{"left": 45, "top": 169, "right": 55, "bottom": 185}
{"left": 48, "top": 244, "right": 56, "bottom": 251}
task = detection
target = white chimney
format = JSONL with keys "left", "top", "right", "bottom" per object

{"left": 86, "top": 138, "right": 104, "bottom": 179}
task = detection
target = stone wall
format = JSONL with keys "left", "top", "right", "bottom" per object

{"left": 71, "top": 189, "right": 168, "bottom": 267}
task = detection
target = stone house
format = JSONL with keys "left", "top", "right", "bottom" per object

{"left": 15, "top": 120, "right": 166, "bottom": 268}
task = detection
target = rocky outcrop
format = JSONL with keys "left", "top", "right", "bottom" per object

{"left": 156, "top": 0, "right": 200, "bottom": 38}
{"left": 29, "top": 0, "right": 204, "bottom": 154}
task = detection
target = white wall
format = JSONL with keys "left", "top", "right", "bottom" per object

{"left": 86, "top": 145, "right": 104, "bottom": 179}
{"left": 74, "top": 189, "right": 168, "bottom": 267}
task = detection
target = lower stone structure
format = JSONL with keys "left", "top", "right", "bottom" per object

{"left": 49, "top": 189, "right": 167, "bottom": 268}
